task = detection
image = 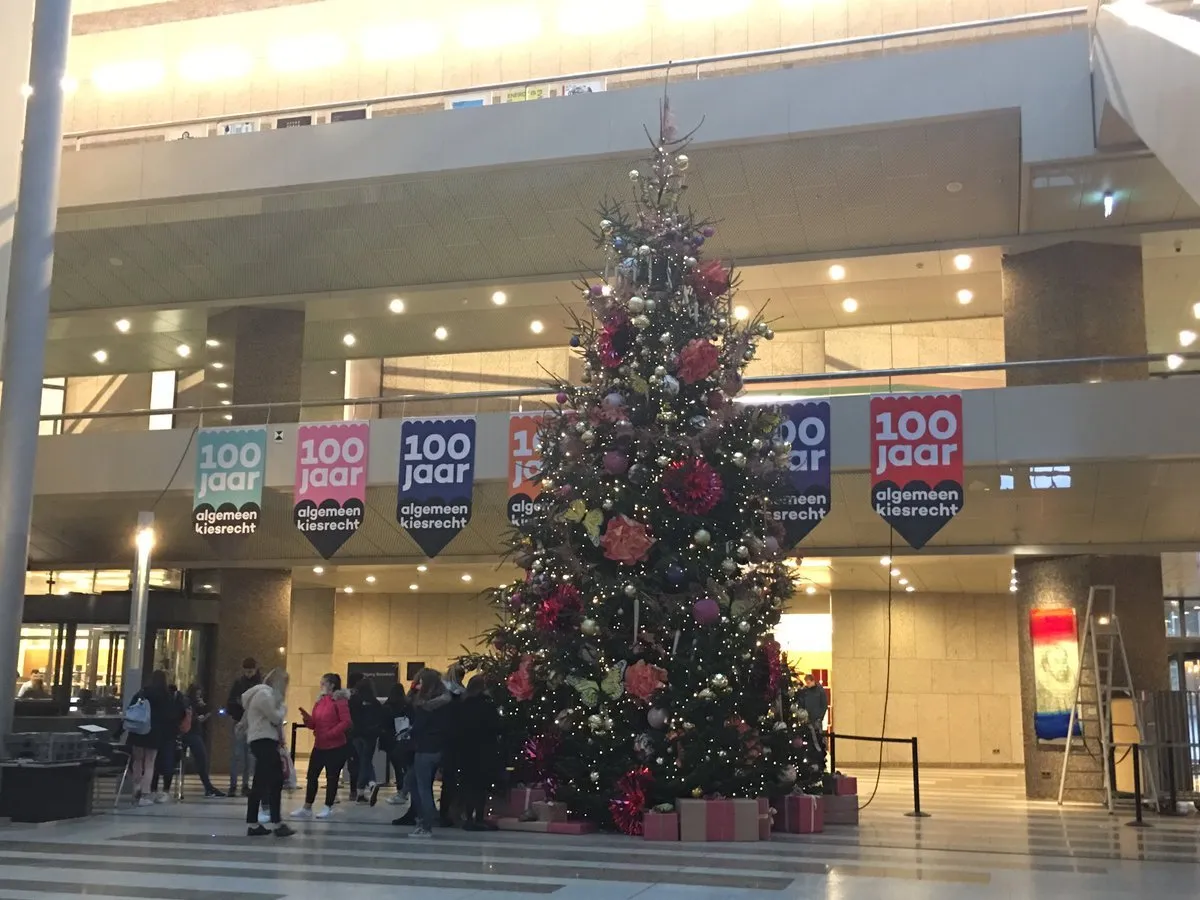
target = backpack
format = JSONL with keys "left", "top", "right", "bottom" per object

{"left": 124, "top": 696, "right": 152, "bottom": 736}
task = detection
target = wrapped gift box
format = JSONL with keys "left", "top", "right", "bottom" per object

{"left": 678, "top": 798, "right": 763, "bottom": 842}
{"left": 834, "top": 775, "right": 857, "bottom": 796}
{"left": 531, "top": 800, "right": 568, "bottom": 823}
{"left": 643, "top": 811, "right": 679, "bottom": 842}
{"left": 506, "top": 786, "right": 547, "bottom": 817}
{"left": 774, "top": 794, "right": 824, "bottom": 834}
{"left": 548, "top": 821, "right": 595, "bottom": 835}
{"left": 824, "top": 794, "right": 859, "bottom": 826}
{"left": 757, "top": 796, "right": 772, "bottom": 841}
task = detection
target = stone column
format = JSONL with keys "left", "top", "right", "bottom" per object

{"left": 212, "top": 569, "right": 291, "bottom": 782}
{"left": 1002, "top": 242, "right": 1147, "bottom": 386}
{"left": 1015, "top": 555, "right": 1168, "bottom": 800}
{"left": 0, "top": 0, "right": 35, "bottom": 369}
{"left": 207, "top": 308, "right": 305, "bottom": 425}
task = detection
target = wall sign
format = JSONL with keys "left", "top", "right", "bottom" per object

{"left": 192, "top": 426, "right": 267, "bottom": 549}
{"left": 772, "top": 400, "right": 832, "bottom": 547}
{"left": 870, "top": 394, "right": 963, "bottom": 550}
{"left": 507, "top": 412, "right": 548, "bottom": 528}
{"left": 1030, "top": 609, "right": 1082, "bottom": 740}
{"left": 294, "top": 421, "right": 368, "bottom": 559}
{"left": 397, "top": 416, "right": 476, "bottom": 558}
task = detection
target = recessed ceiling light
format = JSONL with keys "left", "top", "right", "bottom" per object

{"left": 223, "top": 413, "right": 233, "bottom": 421}
{"left": 365, "top": 575, "right": 376, "bottom": 584}
{"left": 880, "top": 556, "right": 891, "bottom": 566}
{"left": 330, "top": 370, "right": 338, "bottom": 376}
{"left": 1009, "top": 585, "right": 1018, "bottom": 593}
{"left": 1180, "top": 330, "right": 1197, "bottom": 347}
{"left": 434, "top": 326, "right": 449, "bottom": 341}
{"left": 841, "top": 297, "right": 858, "bottom": 313}
{"left": 733, "top": 305, "right": 750, "bottom": 321}
{"left": 956, "top": 289, "right": 974, "bottom": 305}
{"left": 953, "top": 253, "right": 973, "bottom": 271}
{"left": 220, "top": 400, "right": 231, "bottom": 406}
{"left": 92, "top": 349, "right": 108, "bottom": 363}
{"left": 343, "top": 586, "right": 354, "bottom": 594}
{"left": 389, "top": 297, "right": 406, "bottom": 314}
{"left": 890, "top": 568, "right": 901, "bottom": 577}
{"left": 313, "top": 566, "right": 324, "bottom": 574}
{"left": 828, "top": 264, "right": 846, "bottom": 281}
{"left": 905, "top": 585, "right": 916, "bottom": 593}
{"left": 108, "top": 257, "right": 123, "bottom": 267}
{"left": 946, "top": 181, "right": 963, "bottom": 193}
{"left": 201, "top": 583, "right": 213, "bottom": 590}
{"left": 211, "top": 361, "right": 224, "bottom": 369}
{"left": 18, "top": 83, "right": 32, "bottom": 98}
{"left": 176, "top": 344, "right": 191, "bottom": 358}
{"left": 804, "top": 585, "right": 817, "bottom": 595}
{"left": 216, "top": 382, "right": 228, "bottom": 389}
{"left": 409, "top": 583, "right": 418, "bottom": 590}
{"left": 461, "top": 573, "right": 472, "bottom": 582}
{"left": 530, "top": 320, "right": 544, "bottom": 334}
{"left": 1167, "top": 353, "right": 1184, "bottom": 370}
{"left": 342, "top": 333, "right": 356, "bottom": 347}
{"left": 115, "top": 319, "right": 131, "bottom": 333}
{"left": 898, "top": 578, "right": 909, "bottom": 586}
{"left": 417, "top": 564, "right": 428, "bottom": 572}
{"left": 491, "top": 291, "right": 507, "bottom": 306}
{"left": 205, "top": 338, "right": 220, "bottom": 348}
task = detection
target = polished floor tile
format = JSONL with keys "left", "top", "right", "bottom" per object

{"left": 1, "top": 767, "right": 1197, "bottom": 898}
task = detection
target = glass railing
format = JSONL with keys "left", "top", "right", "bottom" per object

{"left": 34, "top": 351, "right": 1196, "bottom": 434}
{"left": 62, "top": 7, "right": 1087, "bottom": 149}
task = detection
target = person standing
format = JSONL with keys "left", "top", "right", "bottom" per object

{"left": 380, "top": 683, "right": 413, "bottom": 806}
{"left": 403, "top": 668, "right": 453, "bottom": 838}
{"left": 348, "top": 677, "right": 383, "bottom": 805}
{"left": 291, "top": 673, "right": 351, "bottom": 820}
{"left": 149, "top": 684, "right": 186, "bottom": 802}
{"left": 183, "top": 684, "right": 225, "bottom": 798}
{"left": 241, "top": 668, "right": 293, "bottom": 838}
{"left": 225, "top": 658, "right": 261, "bottom": 797}
{"left": 458, "top": 675, "right": 501, "bottom": 832}
{"left": 126, "top": 669, "right": 172, "bottom": 807}
{"left": 437, "top": 663, "right": 467, "bottom": 826}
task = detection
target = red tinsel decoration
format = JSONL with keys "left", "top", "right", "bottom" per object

{"left": 536, "top": 584, "right": 581, "bottom": 630}
{"left": 689, "top": 259, "right": 731, "bottom": 302}
{"left": 597, "top": 316, "right": 631, "bottom": 369}
{"left": 608, "top": 766, "right": 652, "bottom": 836}
{"left": 522, "top": 733, "right": 561, "bottom": 796}
{"left": 662, "top": 457, "right": 724, "bottom": 515}
{"left": 763, "top": 638, "right": 782, "bottom": 700}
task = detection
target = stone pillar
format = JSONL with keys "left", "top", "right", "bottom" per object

{"left": 207, "top": 308, "right": 305, "bottom": 425}
{"left": 212, "top": 569, "right": 291, "bottom": 781}
{"left": 1015, "top": 555, "right": 1168, "bottom": 800}
{"left": 0, "top": 0, "right": 35, "bottom": 369}
{"left": 1002, "top": 242, "right": 1147, "bottom": 386}
{"left": 286, "top": 587, "right": 335, "bottom": 759}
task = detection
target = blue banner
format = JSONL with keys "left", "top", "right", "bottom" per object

{"left": 772, "top": 401, "right": 832, "bottom": 547}
{"left": 192, "top": 426, "right": 267, "bottom": 546}
{"left": 397, "top": 416, "right": 476, "bottom": 558}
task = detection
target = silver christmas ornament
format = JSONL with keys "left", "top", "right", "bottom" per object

{"left": 698, "top": 688, "right": 715, "bottom": 700}
{"left": 654, "top": 365, "right": 667, "bottom": 377}
{"left": 660, "top": 332, "right": 672, "bottom": 344}
{"left": 737, "top": 545, "right": 750, "bottom": 559}
{"left": 624, "top": 583, "right": 637, "bottom": 597}
{"left": 581, "top": 618, "right": 600, "bottom": 636}
{"left": 628, "top": 296, "right": 646, "bottom": 314}
{"left": 662, "top": 375, "right": 680, "bottom": 396}
{"left": 721, "top": 558, "right": 738, "bottom": 573}
{"left": 656, "top": 456, "right": 670, "bottom": 467}
{"left": 632, "top": 315, "right": 651, "bottom": 330}
{"left": 591, "top": 771, "right": 601, "bottom": 782}
{"left": 694, "top": 528, "right": 712, "bottom": 546}
{"left": 738, "top": 620, "right": 752, "bottom": 633}
{"left": 732, "top": 452, "right": 747, "bottom": 468}
{"left": 629, "top": 169, "right": 640, "bottom": 181}
{"left": 600, "top": 219, "right": 613, "bottom": 233}
{"left": 751, "top": 438, "right": 764, "bottom": 450}
{"left": 602, "top": 499, "right": 614, "bottom": 510}
{"left": 676, "top": 154, "right": 689, "bottom": 170}
{"left": 756, "top": 321, "right": 770, "bottom": 336}
{"left": 581, "top": 430, "right": 596, "bottom": 445}
{"left": 638, "top": 244, "right": 652, "bottom": 257}
{"left": 644, "top": 298, "right": 657, "bottom": 313}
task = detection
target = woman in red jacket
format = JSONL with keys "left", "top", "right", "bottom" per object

{"left": 291, "top": 673, "right": 351, "bottom": 820}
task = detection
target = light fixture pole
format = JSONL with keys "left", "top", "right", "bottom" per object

{"left": 0, "top": 0, "right": 73, "bottom": 744}
{"left": 121, "top": 513, "right": 156, "bottom": 709}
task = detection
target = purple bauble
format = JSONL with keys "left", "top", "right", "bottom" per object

{"left": 589, "top": 284, "right": 604, "bottom": 297}
{"left": 556, "top": 392, "right": 568, "bottom": 404}
{"left": 604, "top": 392, "right": 624, "bottom": 408}
{"left": 701, "top": 226, "right": 715, "bottom": 238}
{"left": 693, "top": 597, "right": 720, "bottom": 626}
{"left": 647, "top": 707, "right": 669, "bottom": 729}
{"left": 693, "top": 235, "right": 705, "bottom": 247}
{"left": 603, "top": 451, "right": 629, "bottom": 475}
{"left": 765, "top": 536, "right": 780, "bottom": 555}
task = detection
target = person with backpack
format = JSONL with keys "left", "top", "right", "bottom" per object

{"left": 290, "top": 673, "right": 351, "bottom": 820}
{"left": 348, "top": 677, "right": 383, "bottom": 806}
{"left": 380, "top": 683, "right": 413, "bottom": 807}
{"left": 149, "top": 684, "right": 187, "bottom": 802}
{"left": 124, "top": 669, "right": 173, "bottom": 807}
{"left": 182, "top": 684, "right": 224, "bottom": 798}
{"left": 225, "top": 658, "right": 262, "bottom": 797}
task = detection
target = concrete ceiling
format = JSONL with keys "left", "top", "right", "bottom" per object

{"left": 27, "top": 459, "right": 1200, "bottom": 569}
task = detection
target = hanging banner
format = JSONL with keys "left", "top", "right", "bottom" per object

{"left": 294, "top": 421, "right": 369, "bottom": 559}
{"left": 397, "top": 416, "right": 476, "bottom": 558}
{"left": 1030, "top": 609, "right": 1083, "bottom": 740}
{"left": 772, "top": 400, "right": 832, "bottom": 547}
{"left": 870, "top": 393, "right": 963, "bottom": 550}
{"left": 507, "top": 412, "right": 548, "bottom": 528}
{"left": 192, "top": 426, "right": 267, "bottom": 547}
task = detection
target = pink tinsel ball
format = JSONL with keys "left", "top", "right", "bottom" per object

{"left": 662, "top": 458, "right": 723, "bottom": 515}
{"left": 693, "top": 597, "right": 720, "bottom": 625}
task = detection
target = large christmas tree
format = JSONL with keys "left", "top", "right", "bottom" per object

{"left": 477, "top": 105, "right": 822, "bottom": 833}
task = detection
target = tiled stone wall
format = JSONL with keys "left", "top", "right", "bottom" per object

{"left": 63, "top": 0, "right": 1082, "bottom": 134}
{"left": 287, "top": 587, "right": 493, "bottom": 756}
{"left": 208, "top": 307, "right": 305, "bottom": 425}
{"left": 830, "top": 590, "right": 1023, "bottom": 767}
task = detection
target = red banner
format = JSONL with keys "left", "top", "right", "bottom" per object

{"left": 869, "top": 393, "right": 963, "bottom": 549}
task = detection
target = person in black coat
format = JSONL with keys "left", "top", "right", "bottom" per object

{"left": 348, "top": 678, "right": 383, "bottom": 804}
{"left": 126, "top": 670, "right": 173, "bottom": 806}
{"left": 379, "top": 684, "right": 413, "bottom": 806}
{"left": 457, "top": 675, "right": 502, "bottom": 832}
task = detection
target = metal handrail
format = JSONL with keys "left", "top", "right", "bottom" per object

{"left": 35, "top": 350, "right": 1191, "bottom": 425}
{"left": 63, "top": 7, "right": 1087, "bottom": 142}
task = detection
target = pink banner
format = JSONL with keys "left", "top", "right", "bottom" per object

{"left": 294, "top": 421, "right": 369, "bottom": 558}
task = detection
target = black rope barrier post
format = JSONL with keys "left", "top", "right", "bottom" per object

{"left": 904, "top": 737, "right": 931, "bottom": 818}
{"left": 290, "top": 722, "right": 300, "bottom": 763}
{"left": 828, "top": 730, "right": 836, "bottom": 775}
{"left": 1166, "top": 742, "right": 1179, "bottom": 815}
{"left": 1125, "top": 743, "right": 1151, "bottom": 828}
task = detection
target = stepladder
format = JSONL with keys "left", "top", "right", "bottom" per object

{"left": 1056, "top": 585, "right": 1158, "bottom": 811}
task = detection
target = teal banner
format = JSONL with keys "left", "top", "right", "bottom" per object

{"left": 193, "top": 426, "right": 267, "bottom": 545}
